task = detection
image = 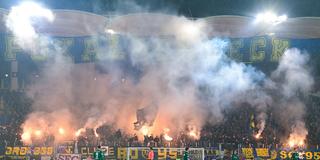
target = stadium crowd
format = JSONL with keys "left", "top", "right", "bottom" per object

{"left": 1, "top": 90, "right": 320, "bottom": 150}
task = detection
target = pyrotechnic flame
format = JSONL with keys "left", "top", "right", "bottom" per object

{"left": 140, "top": 126, "right": 150, "bottom": 136}
{"left": 254, "top": 133, "right": 261, "bottom": 139}
{"left": 58, "top": 128, "right": 65, "bottom": 135}
{"left": 287, "top": 135, "right": 305, "bottom": 148}
{"left": 286, "top": 122, "right": 307, "bottom": 148}
{"left": 163, "top": 128, "right": 173, "bottom": 141}
{"left": 94, "top": 128, "right": 99, "bottom": 138}
{"left": 188, "top": 130, "right": 198, "bottom": 139}
{"left": 75, "top": 128, "right": 85, "bottom": 137}
{"left": 187, "top": 125, "right": 200, "bottom": 139}
{"left": 164, "top": 134, "right": 173, "bottom": 141}
{"left": 21, "top": 132, "right": 31, "bottom": 142}
{"left": 34, "top": 130, "right": 42, "bottom": 137}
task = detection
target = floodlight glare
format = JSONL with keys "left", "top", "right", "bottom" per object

{"left": 106, "top": 29, "right": 116, "bottom": 35}
{"left": 255, "top": 11, "right": 287, "bottom": 25}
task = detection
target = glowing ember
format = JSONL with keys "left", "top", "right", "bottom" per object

{"left": 164, "top": 134, "right": 173, "bottom": 141}
{"left": 189, "top": 130, "right": 197, "bottom": 138}
{"left": 289, "top": 140, "right": 295, "bottom": 148}
{"left": 254, "top": 133, "right": 262, "bottom": 139}
{"left": 75, "top": 128, "right": 85, "bottom": 137}
{"left": 94, "top": 128, "right": 99, "bottom": 137}
{"left": 163, "top": 128, "right": 173, "bottom": 141}
{"left": 140, "top": 126, "right": 150, "bottom": 136}
{"left": 21, "top": 132, "right": 31, "bottom": 141}
{"left": 34, "top": 130, "right": 42, "bottom": 137}
{"left": 188, "top": 128, "right": 200, "bottom": 139}
{"left": 287, "top": 137, "right": 305, "bottom": 148}
{"left": 286, "top": 122, "right": 307, "bottom": 148}
{"left": 58, "top": 128, "right": 65, "bottom": 135}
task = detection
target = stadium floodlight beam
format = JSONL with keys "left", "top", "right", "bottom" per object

{"left": 254, "top": 11, "right": 287, "bottom": 25}
{"left": 106, "top": 29, "right": 116, "bottom": 35}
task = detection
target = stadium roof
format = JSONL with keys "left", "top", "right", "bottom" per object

{"left": 1, "top": 0, "right": 320, "bottom": 18}
{"left": 1, "top": 8, "right": 320, "bottom": 38}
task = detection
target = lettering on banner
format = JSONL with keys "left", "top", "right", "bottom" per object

{"left": 5, "top": 147, "right": 53, "bottom": 156}
{"left": 271, "top": 38, "right": 289, "bottom": 61}
{"left": 314, "top": 151, "right": 320, "bottom": 160}
{"left": 250, "top": 37, "right": 266, "bottom": 62}
{"left": 56, "top": 154, "right": 81, "bottom": 160}
{"left": 255, "top": 148, "right": 269, "bottom": 157}
{"left": 141, "top": 148, "right": 148, "bottom": 159}
{"left": 129, "top": 148, "right": 139, "bottom": 159}
{"left": 168, "top": 148, "right": 178, "bottom": 159}
{"left": 117, "top": 147, "right": 127, "bottom": 159}
{"left": 5, "top": 36, "right": 22, "bottom": 61}
{"left": 228, "top": 39, "right": 244, "bottom": 61}
{"left": 157, "top": 148, "right": 167, "bottom": 159}
{"left": 242, "top": 148, "right": 254, "bottom": 159}
{"left": 270, "top": 150, "right": 277, "bottom": 159}
{"left": 82, "top": 37, "right": 98, "bottom": 62}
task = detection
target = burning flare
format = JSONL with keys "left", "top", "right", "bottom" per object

{"left": 21, "top": 131, "right": 31, "bottom": 143}
{"left": 94, "top": 128, "right": 99, "bottom": 137}
{"left": 286, "top": 122, "right": 307, "bottom": 148}
{"left": 163, "top": 128, "right": 173, "bottom": 141}
{"left": 58, "top": 128, "right": 65, "bottom": 135}
{"left": 187, "top": 125, "right": 200, "bottom": 139}
{"left": 140, "top": 126, "right": 150, "bottom": 136}
{"left": 34, "top": 130, "right": 42, "bottom": 137}
{"left": 75, "top": 128, "right": 85, "bottom": 137}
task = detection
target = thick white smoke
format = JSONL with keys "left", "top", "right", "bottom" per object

{"left": 5, "top": 1, "right": 54, "bottom": 53}
{"left": 271, "top": 49, "right": 313, "bottom": 147}
{"left": 6, "top": 2, "right": 314, "bottom": 145}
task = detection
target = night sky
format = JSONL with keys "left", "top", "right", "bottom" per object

{"left": 0, "top": 0, "right": 319, "bottom": 18}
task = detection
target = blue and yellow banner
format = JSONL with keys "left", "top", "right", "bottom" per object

{"left": 2, "top": 146, "right": 320, "bottom": 159}
{"left": 1, "top": 34, "right": 320, "bottom": 63}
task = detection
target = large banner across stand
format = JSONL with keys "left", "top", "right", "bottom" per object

{"left": 1, "top": 34, "right": 320, "bottom": 64}
{"left": 1, "top": 33, "right": 320, "bottom": 90}
{"left": 2, "top": 146, "right": 320, "bottom": 159}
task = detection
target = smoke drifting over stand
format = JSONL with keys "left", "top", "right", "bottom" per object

{"left": 5, "top": 2, "right": 314, "bottom": 146}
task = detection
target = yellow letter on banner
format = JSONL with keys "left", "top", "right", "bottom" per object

{"left": 34, "top": 147, "right": 40, "bottom": 155}
{"left": 158, "top": 148, "right": 167, "bottom": 159}
{"left": 229, "top": 39, "right": 244, "bottom": 61}
{"left": 108, "top": 147, "right": 114, "bottom": 156}
{"left": 12, "top": 147, "right": 20, "bottom": 155}
{"left": 141, "top": 148, "right": 148, "bottom": 159}
{"left": 47, "top": 147, "right": 53, "bottom": 155}
{"left": 271, "top": 38, "right": 289, "bottom": 61}
{"left": 241, "top": 148, "right": 254, "bottom": 159}
{"left": 305, "top": 151, "right": 313, "bottom": 159}
{"left": 270, "top": 150, "right": 277, "bottom": 160}
{"left": 5, "top": 147, "right": 12, "bottom": 155}
{"left": 279, "top": 151, "right": 287, "bottom": 159}
{"left": 256, "top": 148, "right": 269, "bottom": 157}
{"left": 130, "top": 148, "right": 138, "bottom": 160}
{"left": 82, "top": 37, "right": 98, "bottom": 62}
{"left": 117, "top": 148, "right": 127, "bottom": 159}
{"left": 107, "top": 35, "right": 124, "bottom": 60}
{"left": 5, "top": 36, "right": 22, "bottom": 61}
{"left": 19, "top": 147, "right": 28, "bottom": 155}
{"left": 250, "top": 37, "right": 266, "bottom": 62}
{"left": 168, "top": 148, "right": 177, "bottom": 159}
{"left": 314, "top": 152, "right": 320, "bottom": 160}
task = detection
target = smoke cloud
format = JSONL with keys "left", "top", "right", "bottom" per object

{"left": 5, "top": 2, "right": 314, "bottom": 146}
{"left": 5, "top": 1, "right": 54, "bottom": 53}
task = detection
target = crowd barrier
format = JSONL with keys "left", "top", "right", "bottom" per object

{"left": 1, "top": 145, "right": 319, "bottom": 159}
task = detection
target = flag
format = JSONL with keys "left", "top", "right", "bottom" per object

{"left": 134, "top": 103, "right": 158, "bottom": 130}
{"left": 250, "top": 114, "right": 255, "bottom": 129}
